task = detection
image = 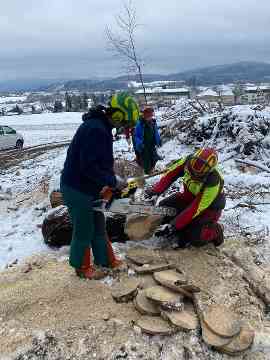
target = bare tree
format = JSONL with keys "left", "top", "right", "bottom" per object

{"left": 106, "top": 0, "right": 147, "bottom": 104}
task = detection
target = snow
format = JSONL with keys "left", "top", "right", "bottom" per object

{"left": 135, "top": 87, "right": 189, "bottom": 94}
{"left": 198, "top": 88, "right": 219, "bottom": 97}
{"left": 0, "top": 95, "right": 27, "bottom": 104}
{"left": 1, "top": 108, "right": 270, "bottom": 270}
{"left": 0, "top": 112, "right": 82, "bottom": 147}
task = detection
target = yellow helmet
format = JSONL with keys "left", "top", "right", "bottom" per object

{"left": 110, "top": 92, "right": 140, "bottom": 128}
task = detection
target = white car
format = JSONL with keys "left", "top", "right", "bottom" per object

{"left": 0, "top": 125, "right": 24, "bottom": 150}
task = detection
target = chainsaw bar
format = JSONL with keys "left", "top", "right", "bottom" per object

{"left": 94, "top": 199, "right": 177, "bottom": 217}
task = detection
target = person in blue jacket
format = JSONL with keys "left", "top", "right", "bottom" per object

{"left": 134, "top": 107, "right": 162, "bottom": 174}
{"left": 60, "top": 92, "right": 140, "bottom": 279}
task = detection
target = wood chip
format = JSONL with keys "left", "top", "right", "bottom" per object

{"left": 133, "top": 263, "right": 174, "bottom": 275}
{"left": 153, "top": 270, "right": 195, "bottom": 299}
{"left": 134, "top": 290, "right": 160, "bottom": 316}
{"left": 137, "top": 316, "right": 176, "bottom": 336}
{"left": 218, "top": 325, "right": 255, "bottom": 355}
{"left": 111, "top": 279, "right": 140, "bottom": 303}
{"left": 203, "top": 304, "right": 241, "bottom": 338}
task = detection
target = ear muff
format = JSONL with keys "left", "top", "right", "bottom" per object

{"left": 111, "top": 108, "right": 125, "bottom": 127}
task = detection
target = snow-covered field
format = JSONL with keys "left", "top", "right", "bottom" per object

{"left": 0, "top": 112, "right": 82, "bottom": 147}
{"left": 1, "top": 109, "right": 270, "bottom": 270}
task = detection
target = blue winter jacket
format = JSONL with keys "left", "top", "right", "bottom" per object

{"left": 61, "top": 108, "right": 116, "bottom": 197}
{"left": 134, "top": 118, "right": 161, "bottom": 153}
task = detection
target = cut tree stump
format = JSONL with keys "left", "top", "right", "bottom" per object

{"left": 111, "top": 279, "right": 141, "bottom": 303}
{"left": 136, "top": 316, "right": 176, "bottom": 336}
{"left": 217, "top": 325, "right": 255, "bottom": 355}
{"left": 134, "top": 290, "right": 161, "bottom": 316}
{"left": 203, "top": 304, "right": 241, "bottom": 338}
{"left": 125, "top": 214, "right": 163, "bottom": 240}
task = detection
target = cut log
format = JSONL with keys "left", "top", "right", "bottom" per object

{"left": 125, "top": 214, "right": 163, "bottom": 240}
{"left": 111, "top": 279, "right": 141, "bottom": 303}
{"left": 42, "top": 207, "right": 128, "bottom": 247}
{"left": 136, "top": 316, "right": 176, "bottom": 336}
{"left": 42, "top": 205, "right": 72, "bottom": 247}
{"left": 106, "top": 214, "right": 129, "bottom": 243}
{"left": 203, "top": 304, "right": 241, "bottom": 338}
{"left": 134, "top": 290, "right": 160, "bottom": 316}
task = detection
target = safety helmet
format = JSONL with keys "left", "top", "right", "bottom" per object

{"left": 109, "top": 92, "right": 140, "bottom": 128}
{"left": 143, "top": 107, "right": 154, "bottom": 118}
{"left": 186, "top": 148, "right": 218, "bottom": 179}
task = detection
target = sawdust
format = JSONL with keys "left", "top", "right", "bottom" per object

{"left": 0, "top": 242, "right": 269, "bottom": 359}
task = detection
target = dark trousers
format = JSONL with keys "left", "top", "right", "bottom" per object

{"left": 60, "top": 184, "right": 109, "bottom": 268}
{"left": 159, "top": 193, "right": 223, "bottom": 247}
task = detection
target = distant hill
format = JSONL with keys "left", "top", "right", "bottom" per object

{"left": 167, "top": 61, "right": 270, "bottom": 85}
{"left": 1, "top": 62, "right": 270, "bottom": 92}
{"left": 46, "top": 62, "right": 270, "bottom": 91}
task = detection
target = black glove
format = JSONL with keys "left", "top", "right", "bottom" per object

{"left": 155, "top": 224, "right": 176, "bottom": 238}
{"left": 144, "top": 187, "right": 157, "bottom": 199}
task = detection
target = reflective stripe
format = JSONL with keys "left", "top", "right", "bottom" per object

{"left": 194, "top": 182, "right": 220, "bottom": 217}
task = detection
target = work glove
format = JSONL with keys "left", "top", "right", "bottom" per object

{"left": 115, "top": 175, "right": 128, "bottom": 191}
{"left": 144, "top": 187, "right": 157, "bottom": 199}
{"left": 155, "top": 224, "right": 176, "bottom": 238}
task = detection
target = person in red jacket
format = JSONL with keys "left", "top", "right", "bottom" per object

{"left": 145, "top": 148, "right": 225, "bottom": 248}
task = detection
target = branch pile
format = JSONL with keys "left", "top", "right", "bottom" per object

{"left": 160, "top": 102, "right": 270, "bottom": 163}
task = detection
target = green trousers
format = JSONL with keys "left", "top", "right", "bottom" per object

{"left": 60, "top": 184, "right": 109, "bottom": 268}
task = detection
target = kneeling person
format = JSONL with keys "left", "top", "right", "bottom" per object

{"left": 146, "top": 148, "right": 225, "bottom": 248}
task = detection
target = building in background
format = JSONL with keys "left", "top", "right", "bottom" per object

{"left": 135, "top": 87, "right": 190, "bottom": 106}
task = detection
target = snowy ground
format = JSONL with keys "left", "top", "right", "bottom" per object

{"left": 0, "top": 112, "right": 82, "bottom": 147}
{"left": 1, "top": 110, "right": 270, "bottom": 270}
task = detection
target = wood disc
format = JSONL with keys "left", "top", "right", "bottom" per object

{"left": 203, "top": 305, "right": 241, "bottom": 338}
{"left": 137, "top": 316, "right": 175, "bottom": 336}
{"left": 153, "top": 270, "right": 194, "bottom": 298}
{"left": 162, "top": 309, "right": 199, "bottom": 330}
{"left": 145, "top": 286, "right": 181, "bottom": 305}
{"left": 218, "top": 325, "right": 255, "bottom": 355}
{"left": 201, "top": 319, "right": 233, "bottom": 348}
{"left": 134, "top": 290, "right": 160, "bottom": 316}
{"left": 111, "top": 279, "right": 140, "bottom": 303}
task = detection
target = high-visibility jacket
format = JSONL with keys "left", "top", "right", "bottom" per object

{"left": 153, "top": 157, "right": 225, "bottom": 230}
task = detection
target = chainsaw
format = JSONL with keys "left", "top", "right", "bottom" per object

{"left": 93, "top": 178, "right": 177, "bottom": 217}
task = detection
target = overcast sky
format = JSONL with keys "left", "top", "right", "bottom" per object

{"left": 1, "top": 0, "right": 270, "bottom": 81}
